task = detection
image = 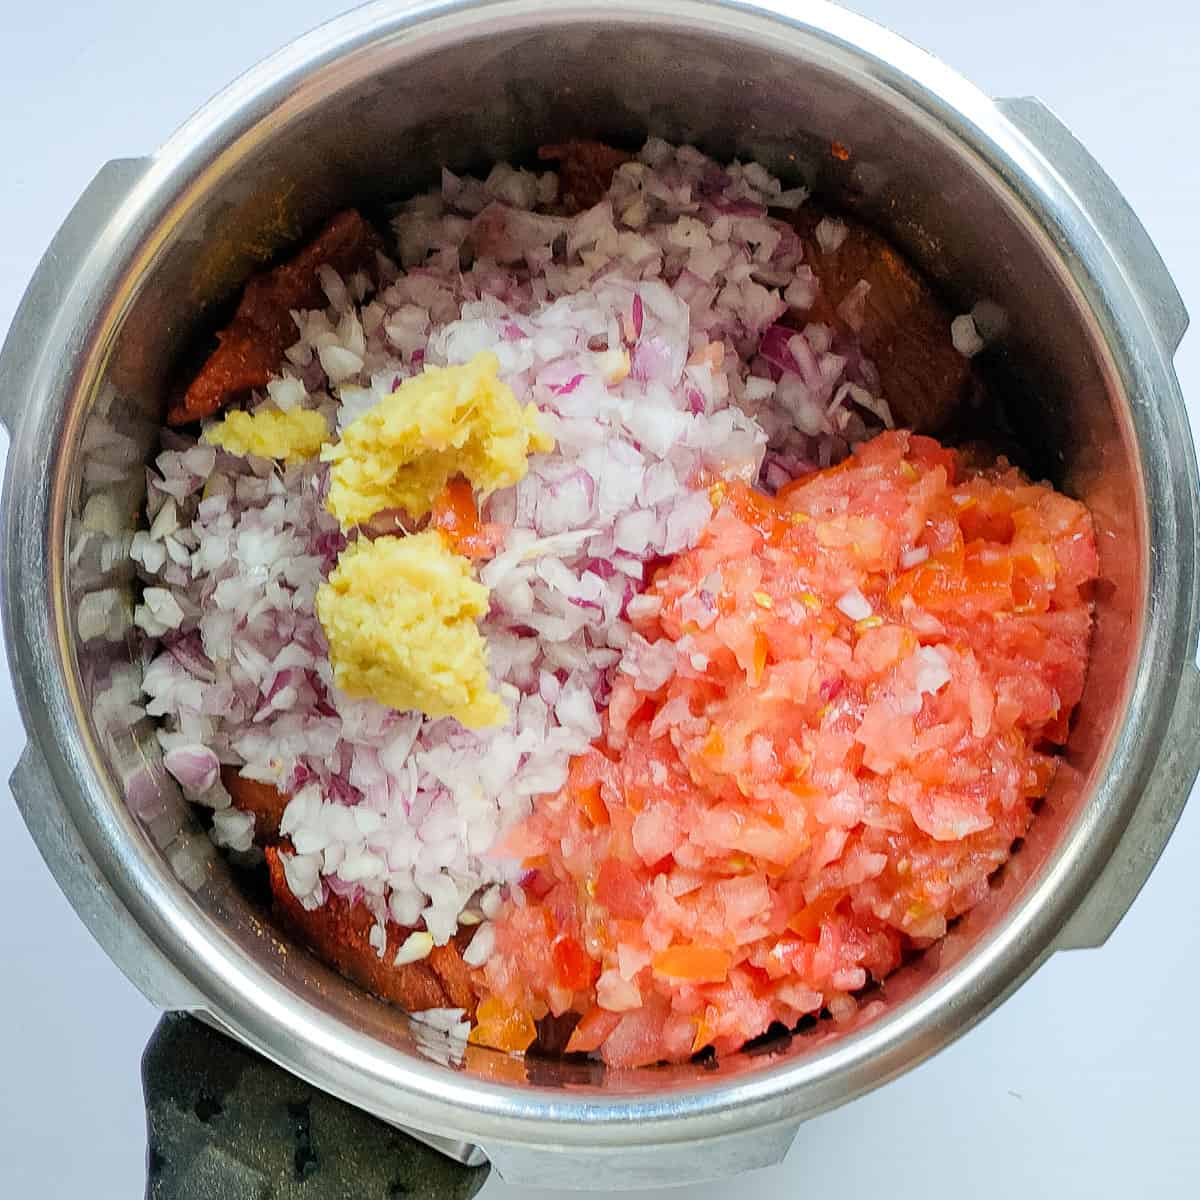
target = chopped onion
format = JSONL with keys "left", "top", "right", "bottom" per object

{"left": 395, "top": 931, "right": 435, "bottom": 965}
{"left": 836, "top": 588, "right": 873, "bottom": 621}
{"left": 815, "top": 217, "right": 848, "bottom": 253}
{"left": 462, "top": 921, "right": 496, "bottom": 967}
{"left": 951, "top": 313, "right": 985, "bottom": 358}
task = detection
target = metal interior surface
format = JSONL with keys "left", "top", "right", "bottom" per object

{"left": 2, "top": 0, "right": 1198, "bottom": 1188}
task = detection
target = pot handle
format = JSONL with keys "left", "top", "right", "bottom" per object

{"left": 9, "top": 742, "right": 207, "bottom": 1012}
{"left": 997, "top": 98, "right": 1200, "bottom": 948}
{"left": 1054, "top": 662, "right": 1200, "bottom": 951}
{"left": 0, "top": 157, "right": 150, "bottom": 435}
{"left": 481, "top": 1121, "right": 801, "bottom": 1190}
{"left": 995, "top": 96, "right": 1189, "bottom": 354}
{"left": 1054, "top": 416, "right": 1200, "bottom": 950}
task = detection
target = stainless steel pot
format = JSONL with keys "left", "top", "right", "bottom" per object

{"left": 2, "top": 0, "right": 1198, "bottom": 1189}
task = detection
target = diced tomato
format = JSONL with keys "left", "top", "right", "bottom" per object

{"left": 907, "top": 435, "right": 958, "bottom": 482}
{"left": 431, "top": 476, "right": 504, "bottom": 559}
{"left": 568, "top": 750, "right": 612, "bottom": 828}
{"left": 594, "top": 859, "right": 650, "bottom": 920}
{"left": 788, "top": 890, "right": 846, "bottom": 940}
{"left": 962, "top": 540, "right": 1014, "bottom": 600}
{"left": 565, "top": 1008, "right": 623, "bottom": 1054}
{"left": 519, "top": 863, "right": 556, "bottom": 901}
{"left": 553, "top": 937, "right": 595, "bottom": 991}
{"left": 958, "top": 493, "right": 1016, "bottom": 545}
{"left": 652, "top": 946, "right": 733, "bottom": 984}
{"left": 601, "top": 997, "right": 674, "bottom": 1068}
{"left": 578, "top": 787, "right": 609, "bottom": 828}
{"left": 473, "top": 430, "right": 1097, "bottom": 1068}
{"left": 1024, "top": 753, "right": 1059, "bottom": 794}
{"left": 691, "top": 1003, "right": 721, "bottom": 1054}
{"left": 468, "top": 996, "right": 537, "bottom": 1053}
{"left": 715, "top": 481, "right": 779, "bottom": 541}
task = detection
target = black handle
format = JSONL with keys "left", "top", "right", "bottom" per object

{"left": 142, "top": 1014, "right": 490, "bottom": 1199}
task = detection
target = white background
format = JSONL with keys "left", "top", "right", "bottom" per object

{"left": 1, "top": 2, "right": 1197, "bottom": 1196}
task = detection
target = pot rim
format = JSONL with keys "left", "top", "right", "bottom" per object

{"left": 3, "top": 0, "right": 1196, "bottom": 1153}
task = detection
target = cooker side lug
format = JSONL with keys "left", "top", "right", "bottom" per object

{"left": 10, "top": 741, "right": 206, "bottom": 1011}
{"left": 482, "top": 1123, "right": 799, "bottom": 1190}
{"left": 0, "top": 157, "right": 150, "bottom": 434}
{"left": 1055, "top": 383, "right": 1200, "bottom": 951}
{"left": 392, "top": 1130, "right": 490, "bottom": 1168}
{"left": 996, "top": 96, "right": 1189, "bottom": 353}
{"left": 1054, "top": 662, "right": 1200, "bottom": 951}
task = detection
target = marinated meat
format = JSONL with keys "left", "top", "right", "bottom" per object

{"left": 426, "top": 938, "right": 478, "bottom": 1012}
{"left": 168, "top": 209, "right": 385, "bottom": 426}
{"left": 265, "top": 845, "right": 478, "bottom": 1015}
{"left": 247, "top": 776, "right": 478, "bottom": 1011}
{"left": 221, "top": 767, "right": 289, "bottom": 845}
{"left": 789, "top": 209, "right": 969, "bottom": 432}
{"left": 538, "top": 141, "right": 632, "bottom": 212}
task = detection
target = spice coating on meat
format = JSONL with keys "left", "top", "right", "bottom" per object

{"left": 221, "top": 767, "right": 290, "bottom": 845}
{"left": 265, "top": 845, "right": 477, "bottom": 1014}
{"left": 538, "top": 141, "right": 632, "bottom": 212}
{"left": 168, "top": 210, "right": 385, "bottom": 426}
{"left": 790, "top": 209, "right": 969, "bottom": 432}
